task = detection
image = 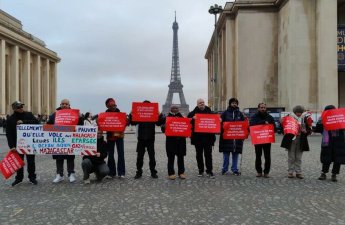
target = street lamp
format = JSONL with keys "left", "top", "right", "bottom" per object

{"left": 209, "top": 4, "right": 222, "bottom": 112}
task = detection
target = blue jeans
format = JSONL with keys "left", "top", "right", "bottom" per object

{"left": 222, "top": 152, "right": 239, "bottom": 173}
{"left": 107, "top": 139, "right": 125, "bottom": 176}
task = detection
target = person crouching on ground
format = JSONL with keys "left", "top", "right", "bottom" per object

{"left": 81, "top": 130, "right": 109, "bottom": 184}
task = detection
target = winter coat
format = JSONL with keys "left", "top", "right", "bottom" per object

{"left": 315, "top": 120, "right": 345, "bottom": 165}
{"left": 219, "top": 107, "right": 245, "bottom": 153}
{"left": 6, "top": 111, "right": 39, "bottom": 149}
{"left": 163, "top": 112, "right": 187, "bottom": 157}
{"left": 83, "top": 137, "right": 108, "bottom": 165}
{"left": 129, "top": 113, "right": 164, "bottom": 141}
{"left": 187, "top": 106, "right": 216, "bottom": 146}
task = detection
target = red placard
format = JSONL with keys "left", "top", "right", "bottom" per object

{"left": 322, "top": 108, "right": 345, "bottom": 131}
{"left": 55, "top": 109, "right": 80, "bottom": 125}
{"left": 282, "top": 116, "right": 299, "bottom": 136}
{"left": 131, "top": 102, "right": 159, "bottom": 122}
{"left": 222, "top": 121, "right": 249, "bottom": 140}
{"left": 165, "top": 117, "right": 192, "bottom": 137}
{"left": 0, "top": 151, "right": 25, "bottom": 179}
{"left": 194, "top": 114, "right": 221, "bottom": 133}
{"left": 250, "top": 124, "right": 275, "bottom": 145}
{"left": 98, "top": 112, "right": 127, "bottom": 132}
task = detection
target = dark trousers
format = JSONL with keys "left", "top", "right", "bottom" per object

{"left": 15, "top": 154, "right": 36, "bottom": 181}
{"left": 167, "top": 154, "right": 185, "bottom": 176}
{"left": 254, "top": 144, "right": 271, "bottom": 174}
{"left": 107, "top": 139, "right": 125, "bottom": 176}
{"left": 322, "top": 162, "right": 341, "bottom": 174}
{"left": 81, "top": 158, "right": 109, "bottom": 180}
{"left": 136, "top": 139, "right": 157, "bottom": 175}
{"left": 56, "top": 157, "right": 75, "bottom": 176}
{"left": 195, "top": 144, "right": 213, "bottom": 174}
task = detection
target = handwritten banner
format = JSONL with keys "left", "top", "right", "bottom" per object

{"left": 0, "top": 151, "right": 25, "bottom": 179}
{"left": 165, "top": 117, "right": 192, "bottom": 137}
{"left": 282, "top": 116, "right": 299, "bottom": 136}
{"left": 322, "top": 108, "right": 345, "bottom": 131}
{"left": 222, "top": 121, "right": 249, "bottom": 140}
{"left": 55, "top": 109, "right": 80, "bottom": 125}
{"left": 194, "top": 114, "right": 221, "bottom": 133}
{"left": 16, "top": 125, "right": 97, "bottom": 155}
{"left": 98, "top": 112, "right": 127, "bottom": 132}
{"left": 131, "top": 102, "right": 159, "bottom": 122}
{"left": 250, "top": 124, "right": 275, "bottom": 145}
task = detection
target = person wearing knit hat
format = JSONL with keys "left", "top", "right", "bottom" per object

{"left": 104, "top": 97, "right": 126, "bottom": 178}
{"left": 281, "top": 105, "right": 312, "bottom": 179}
{"left": 219, "top": 98, "right": 245, "bottom": 176}
{"left": 315, "top": 105, "right": 345, "bottom": 182}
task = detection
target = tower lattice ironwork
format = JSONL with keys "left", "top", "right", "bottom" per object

{"left": 162, "top": 13, "right": 189, "bottom": 116}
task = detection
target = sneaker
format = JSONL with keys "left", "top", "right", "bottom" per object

{"left": 263, "top": 174, "right": 270, "bottom": 178}
{"left": 179, "top": 173, "right": 186, "bottom": 179}
{"left": 233, "top": 171, "right": 240, "bottom": 176}
{"left": 318, "top": 173, "right": 326, "bottom": 180}
{"left": 168, "top": 174, "right": 176, "bottom": 180}
{"left": 296, "top": 174, "right": 304, "bottom": 179}
{"left": 105, "top": 175, "right": 115, "bottom": 179}
{"left": 29, "top": 178, "right": 38, "bottom": 185}
{"left": 134, "top": 173, "right": 142, "bottom": 179}
{"left": 84, "top": 178, "right": 91, "bottom": 184}
{"left": 53, "top": 174, "right": 64, "bottom": 183}
{"left": 221, "top": 171, "right": 227, "bottom": 175}
{"left": 119, "top": 175, "right": 126, "bottom": 179}
{"left": 151, "top": 174, "right": 158, "bottom": 179}
{"left": 331, "top": 174, "right": 337, "bottom": 182}
{"left": 11, "top": 179, "right": 23, "bottom": 187}
{"left": 208, "top": 172, "right": 215, "bottom": 179}
{"left": 288, "top": 173, "right": 294, "bottom": 178}
{"left": 198, "top": 172, "right": 204, "bottom": 177}
{"left": 256, "top": 173, "right": 263, "bottom": 177}
{"left": 69, "top": 173, "right": 76, "bottom": 183}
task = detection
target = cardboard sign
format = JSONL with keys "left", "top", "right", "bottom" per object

{"left": 98, "top": 112, "right": 127, "bottom": 132}
{"left": 194, "top": 114, "right": 221, "bottom": 133}
{"left": 322, "top": 108, "right": 345, "bottom": 131}
{"left": 165, "top": 117, "right": 192, "bottom": 137}
{"left": 55, "top": 109, "right": 80, "bottom": 125}
{"left": 250, "top": 124, "right": 275, "bottom": 145}
{"left": 0, "top": 151, "right": 25, "bottom": 179}
{"left": 131, "top": 102, "right": 159, "bottom": 122}
{"left": 222, "top": 121, "right": 249, "bottom": 140}
{"left": 16, "top": 125, "right": 97, "bottom": 155}
{"left": 282, "top": 116, "right": 299, "bottom": 136}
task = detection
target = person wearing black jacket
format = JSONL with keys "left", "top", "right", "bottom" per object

{"left": 6, "top": 101, "right": 39, "bottom": 186}
{"left": 129, "top": 100, "right": 163, "bottom": 179}
{"left": 47, "top": 99, "right": 83, "bottom": 183}
{"left": 187, "top": 99, "right": 216, "bottom": 178}
{"left": 249, "top": 103, "right": 275, "bottom": 178}
{"left": 81, "top": 130, "right": 109, "bottom": 184}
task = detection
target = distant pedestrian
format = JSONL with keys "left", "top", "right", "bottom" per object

{"left": 83, "top": 112, "right": 96, "bottom": 126}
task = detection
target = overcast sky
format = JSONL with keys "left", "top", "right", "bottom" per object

{"left": 1, "top": 0, "right": 230, "bottom": 114}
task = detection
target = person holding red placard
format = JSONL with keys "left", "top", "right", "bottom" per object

{"left": 280, "top": 105, "right": 312, "bottom": 179}
{"left": 315, "top": 105, "right": 345, "bottom": 182}
{"left": 6, "top": 101, "right": 39, "bottom": 186}
{"left": 187, "top": 99, "right": 216, "bottom": 178}
{"left": 47, "top": 99, "right": 83, "bottom": 183}
{"left": 161, "top": 105, "right": 187, "bottom": 180}
{"left": 249, "top": 103, "right": 275, "bottom": 178}
{"left": 129, "top": 100, "right": 164, "bottom": 179}
{"left": 219, "top": 98, "right": 245, "bottom": 176}
{"left": 104, "top": 98, "right": 126, "bottom": 179}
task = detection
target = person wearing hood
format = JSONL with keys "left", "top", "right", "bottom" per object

{"left": 187, "top": 99, "right": 216, "bottom": 178}
{"left": 249, "top": 103, "right": 275, "bottom": 178}
{"left": 219, "top": 98, "right": 245, "bottom": 175}
{"left": 280, "top": 105, "right": 312, "bottom": 179}
{"left": 6, "top": 101, "right": 39, "bottom": 186}
{"left": 315, "top": 105, "right": 345, "bottom": 182}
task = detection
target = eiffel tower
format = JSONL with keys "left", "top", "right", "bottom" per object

{"left": 162, "top": 13, "right": 189, "bottom": 116}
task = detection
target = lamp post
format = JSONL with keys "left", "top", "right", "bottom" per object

{"left": 209, "top": 4, "right": 222, "bottom": 112}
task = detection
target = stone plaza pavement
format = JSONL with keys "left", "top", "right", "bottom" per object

{"left": 0, "top": 132, "right": 345, "bottom": 225}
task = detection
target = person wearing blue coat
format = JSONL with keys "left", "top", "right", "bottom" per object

{"left": 219, "top": 98, "right": 245, "bottom": 175}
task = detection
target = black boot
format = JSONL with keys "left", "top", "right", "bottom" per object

{"left": 331, "top": 174, "right": 337, "bottom": 182}
{"left": 318, "top": 173, "right": 326, "bottom": 180}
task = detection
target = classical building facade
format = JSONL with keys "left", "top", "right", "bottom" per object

{"left": 0, "top": 10, "right": 60, "bottom": 116}
{"left": 206, "top": 0, "right": 345, "bottom": 112}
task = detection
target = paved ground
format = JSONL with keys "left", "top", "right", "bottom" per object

{"left": 0, "top": 131, "right": 345, "bottom": 225}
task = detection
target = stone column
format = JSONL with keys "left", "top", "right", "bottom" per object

{"left": 32, "top": 55, "right": 41, "bottom": 114}
{"left": 50, "top": 62, "right": 57, "bottom": 114}
{"left": 23, "top": 50, "right": 31, "bottom": 111}
{"left": 10, "top": 46, "right": 19, "bottom": 104}
{"left": 43, "top": 58, "right": 50, "bottom": 115}
{"left": 0, "top": 40, "right": 5, "bottom": 115}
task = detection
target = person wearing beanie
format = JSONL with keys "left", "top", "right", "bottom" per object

{"left": 315, "top": 105, "right": 345, "bottom": 182}
{"left": 281, "top": 105, "right": 312, "bottom": 179}
{"left": 104, "top": 98, "right": 126, "bottom": 178}
{"left": 249, "top": 103, "right": 275, "bottom": 178}
{"left": 219, "top": 98, "right": 245, "bottom": 175}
